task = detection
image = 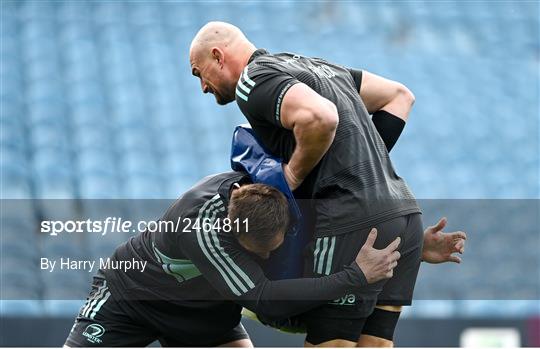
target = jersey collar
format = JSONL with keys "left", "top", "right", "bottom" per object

{"left": 248, "top": 48, "right": 269, "bottom": 64}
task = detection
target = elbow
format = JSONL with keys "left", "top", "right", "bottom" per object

{"left": 381, "top": 83, "right": 414, "bottom": 122}
{"left": 397, "top": 84, "right": 415, "bottom": 109}
{"left": 313, "top": 100, "right": 339, "bottom": 136}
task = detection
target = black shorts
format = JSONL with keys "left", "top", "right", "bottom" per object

{"left": 302, "top": 213, "right": 424, "bottom": 343}
{"left": 65, "top": 275, "right": 249, "bottom": 347}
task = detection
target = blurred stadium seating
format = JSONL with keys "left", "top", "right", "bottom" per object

{"left": 1, "top": 0, "right": 538, "bottom": 319}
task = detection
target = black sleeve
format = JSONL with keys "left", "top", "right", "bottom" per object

{"left": 235, "top": 65, "right": 300, "bottom": 128}
{"left": 177, "top": 201, "right": 367, "bottom": 320}
{"left": 372, "top": 110, "right": 406, "bottom": 152}
{"left": 347, "top": 68, "right": 363, "bottom": 92}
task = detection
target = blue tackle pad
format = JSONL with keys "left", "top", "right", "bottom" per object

{"left": 231, "top": 124, "right": 310, "bottom": 280}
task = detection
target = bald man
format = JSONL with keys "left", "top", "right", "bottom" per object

{"left": 189, "top": 22, "right": 466, "bottom": 347}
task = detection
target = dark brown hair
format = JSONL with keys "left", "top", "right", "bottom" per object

{"left": 228, "top": 183, "right": 290, "bottom": 250}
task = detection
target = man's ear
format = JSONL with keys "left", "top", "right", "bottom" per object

{"left": 211, "top": 47, "right": 224, "bottom": 67}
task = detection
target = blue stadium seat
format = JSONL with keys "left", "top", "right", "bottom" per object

{"left": 32, "top": 162, "right": 76, "bottom": 199}
{"left": 406, "top": 300, "right": 458, "bottom": 318}
{"left": 78, "top": 174, "right": 122, "bottom": 199}
{"left": 76, "top": 148, "right": 117, "bottom": 173}
{"left": 123, "top": 175, "right": 165, "bottom": 199}
{"left": 92, "top": 2, "right": 127, "bottom": 24}
{"left": 0, "top": 268, "right": 40, "bottom": 299}
{"left": 2, "top": 240, "right": 38, "bottom": 263}
{"left": 1, "top": 158, "right": 33, "bottom": 199}
{"left": 0, "top": 300, "right": 43, "bottom": 316}
{"left": 42, "top": 273, "right": 91, "bottom": 303}
{"left": 160, "top": 2, "right": 196, "bottom": 29}
{"left": 43, "top": 300, "right": 85, "bottom": 316}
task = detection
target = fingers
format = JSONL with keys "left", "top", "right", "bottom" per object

{"left": 429, "top": 217, "right": 447, "bottom": 233}
{"left": 455, "top": 240, "right": 465, "bottom": 254}
{"left": 385, "top": 252, "right": 400, "bottom": 279}
{"left": 448, "top": 254, "right": 462, "bottom": 264}
{"left": 388, "top": 260, "right": 398, "bottom": 270}
{"left": 384, "top": 236, "right": 401, "bottom": 252}
{"left": 454, "top": 231, "right": 467, "bottom": 240}
{"left": 363, "top": 228, "right": 378, "bottom": 248}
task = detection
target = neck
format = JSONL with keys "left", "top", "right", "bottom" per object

{"left": 233, "top": 44, "right": 257, "bottom": 79}
{"left": 241, "top": 46, "right": 257, "bottom": 67}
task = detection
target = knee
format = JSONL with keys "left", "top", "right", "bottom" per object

{"left": 218, "top": 338, "right": 253, "bottom": 347}
{"left": 357, "top": 334, "right": 394, "bottom": 347}
{"left": 305, "top": 339, "right": 357, "bottom": 347}
{"left": 375, "top": 305, "right": 402, "bottom": 313}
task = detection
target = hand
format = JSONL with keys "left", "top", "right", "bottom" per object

{"left": 421, "top": 217, "right": 466, "bottom": 264}
{"left": 283, "top": 163, "right": 303, "bottom": 191}
{"left": 355, "top": 229, "right": 401, "bottom": 284}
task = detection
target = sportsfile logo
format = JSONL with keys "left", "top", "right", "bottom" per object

{"left": 82, "top": 324, "right": 105, "bottom": 344}
{"left": 329, "top": 294, "right": 356, "bottom": 306}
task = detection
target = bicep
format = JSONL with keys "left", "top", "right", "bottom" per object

{"left": 280, "top": 83, "right": 338, "bottom": 130}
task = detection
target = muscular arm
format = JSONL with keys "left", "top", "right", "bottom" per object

{"left": 280, "top": 83, "right": 339, "bottom": 190}
{"left": 179, "top": 222, "right": 368, "bottom": 320}
{"left": 359, "top": 70, "right": 415, "bottom": 121}
{"left": 281, "top": 71, "right": 414, "bottom": 184}
{"left": 235, "top": 68, "right": 338, "bottom": 190}
{"left": 241, "top": 263, "right": 366, "bottom": 319}
{"left": 363, "top": 71, "right": 414, "bottom": 151}
{"left": 351, "top": 70, "right": 467, "bottom": 263}
{"left": 349, "top": 69, "right": 415, "bottom": 152}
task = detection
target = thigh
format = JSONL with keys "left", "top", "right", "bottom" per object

{"left": 159, "top": 322, "right": 250, "bottom": 347}
{"left": 148, "top": 301, "right": 247, "bottom": 347}
{"left": 302, "top": 226, "right": 393, "bottom": 322}
{"left": 377, "top": 213, "right": 424, "bottom": 306}
{"left": 302, "top": 215, "right": 416, "bottom": 344}
{"left": 303, "top": 316, "right": 367, "bottom": 346}
{"left": 65, "top": 279, "right": 157, "bottom": 347}
{"left": 302, "top": 230, "right": 377, "bottom": 345}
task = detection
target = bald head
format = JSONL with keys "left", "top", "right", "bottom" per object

{"left": 189, "top": 22, "right": 256, "bottom": 105}
{"left": 190, "top": 21, "right": 251, "bottom": 55}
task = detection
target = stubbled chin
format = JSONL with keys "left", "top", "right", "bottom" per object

{"left": 216, "top": 95, "right": 235, "bottom": 105}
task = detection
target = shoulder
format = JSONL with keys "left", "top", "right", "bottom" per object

{"left": 168, "top": 172, "right": 240, "bottom": 220}
{"left": 241, "top": 52, "right": 296, "bottom": 86}
{"left": 238, "top": 61, "right": 282, "bottom": 88}
{"left": 235, "top": 60, "right": 295, "bottom": 106}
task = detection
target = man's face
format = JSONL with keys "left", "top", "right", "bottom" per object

{"left": 238, "top": 231, "right": 285, "bottom": 260}
{"left": 190, "top": 51, "right": 236, "bottom": 105}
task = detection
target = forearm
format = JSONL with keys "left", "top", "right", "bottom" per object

{"left": 245, "top": 263, "right": 367, "bottom": 320}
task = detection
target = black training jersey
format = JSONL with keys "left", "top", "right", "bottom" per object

{"left": 102, "top": 171, "right": 367, "bottom": 320}
{"left": 235, "top": 49, "right": 420, "bottom": 236}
